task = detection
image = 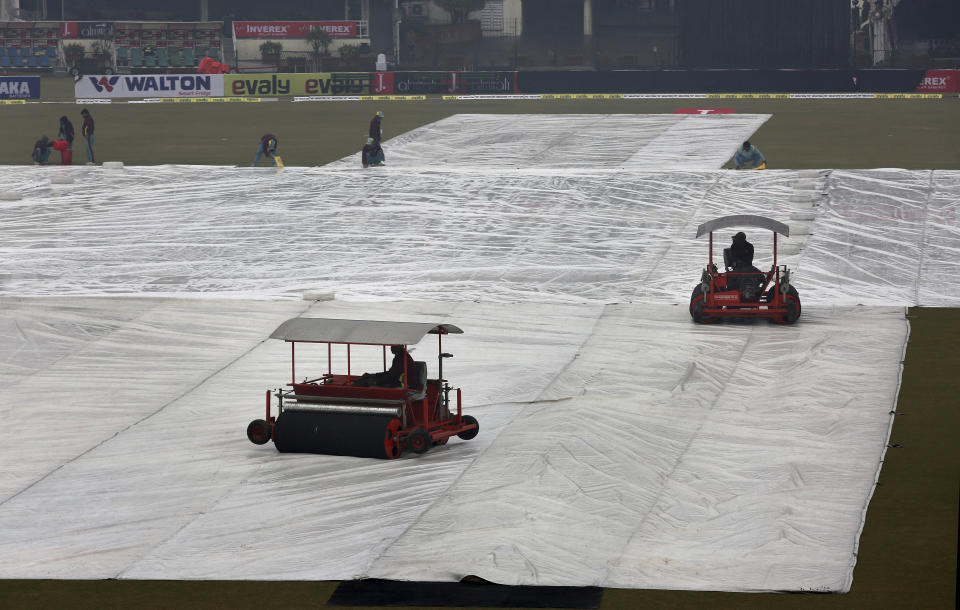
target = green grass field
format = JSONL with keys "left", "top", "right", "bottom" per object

{"left": 1, "top": 76, "right": 957, "bottom": 609}
{"left": 4, "top": 76, "right": 959, "bottom": 168}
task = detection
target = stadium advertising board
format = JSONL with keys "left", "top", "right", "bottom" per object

{"left": 75, "top": 75, "right": 225, "bottom": 98}
{"left": 0, "top": 76, "right": 40, "bottom": 99}
{"left": 233, "top": 21, "right": 357, "bottom": 39}
{"left": 60, "top": 21, "right": 116, "bottom": 39}
{"left": 391, "top": 72, "right": 518, "bottom": 94}
{"left": 914, "top": 70, "right": 960, "bottom": 93}
{"left": 226, "top": 73, "right": 371, "bottom": 96}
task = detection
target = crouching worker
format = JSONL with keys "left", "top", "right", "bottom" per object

{"left": 361, "top": 137, "right": 385, "bottom": 168}
{"left": 353, "top": 345, "right": 414, "bottom": 388}
{"left": 252, "top": 133, "right": 280, "bottom": 167}
{"left": 733, "top": 140, "right": 766, "bottom": 170}
{"left": 32, "top": 135, "right": 52, "bottom": 165}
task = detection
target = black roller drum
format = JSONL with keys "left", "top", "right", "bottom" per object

{"left": 273, "top": 410, "right": 401, "bottom": 459}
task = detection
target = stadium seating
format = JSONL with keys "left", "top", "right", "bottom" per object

{"left": 170, "top": 47, "right": 183, "bottom": 67}
{"left": 130, "top": 47, "right": 143, "bottom": 67}
{"left": 183, "top": 47, "right": 195, "bottom": 66}
{"left": 0, "top": 56, "right": 9, "bottom": 68}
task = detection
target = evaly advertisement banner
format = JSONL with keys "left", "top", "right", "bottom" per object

{"left": 75, "top": 75, "right": 225, "bottom": 98}
{"left": 226, "top": 73, "right": 371, "bottom": 96}
{"left": 914, "top": 70, "right": 960, "bottom": 93}
{"left": 233, "top": 21, "right": 358, "bottom": 39}
{"left": 0, "top": 76, "right": 40, "bottom": 99}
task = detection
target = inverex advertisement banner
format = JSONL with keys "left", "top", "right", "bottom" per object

{"left": 233, "top": 21, "right": 358, "bottom": 39}
{"left": 226, "top": 73, "right": 371, "bottom": 96}
{"left": 75, "top": 75, "right": 225, "bottom": 98}
{"left": 914, "top": 70, "right": 960, "bottom": 93}
{"left": 0, "top": 76, "right": 40, "bottom": 99}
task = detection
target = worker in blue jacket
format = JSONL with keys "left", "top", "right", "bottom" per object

{"left": 362, "top": 137, "right": 385, "bottom": 168}
{"left": 733, "top": 140, "right": 766, "bottom": 169}
{"left": 252, "top": 134, "right": 279, "bottom": 166}
{"left": 32, "top": 135, "right": 52, "bottom": 165}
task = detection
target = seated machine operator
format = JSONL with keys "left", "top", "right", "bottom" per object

{"left": 724, "top": 232, "right": 764, "bottom": 298}
{"left": 353, "top": 345, "right": 415, "bottom": 388}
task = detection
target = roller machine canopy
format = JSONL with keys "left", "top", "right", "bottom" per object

{"left": 270, "top": 318, "right": 464, "bottom": 345}
{"left": 695, "top": 215, "right": 790, "bottom": 238}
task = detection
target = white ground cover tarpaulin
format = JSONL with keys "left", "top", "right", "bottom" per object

{"left": 0, "top": 114, "right": 953, "bottom": 591}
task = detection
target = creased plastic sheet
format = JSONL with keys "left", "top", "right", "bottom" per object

{"left": 0, "top": 298, "right": 601, "bottom": 579}
{"left": 0, "top": 297, "right": 905, "bottom": 593}
{"left": 2, "top": 165, "right": 958, "bottom": 306}
{"left": 367, "top": 305, "right": 907, "bottom": 592}
{"left": 327, "top": 114, "right": 772, "bottom": 170}
{"left": 0, "top": 113, "right": 945, "bottom": 591}
{"left": 796, "top": 169, "right": 960, "bottom": 306}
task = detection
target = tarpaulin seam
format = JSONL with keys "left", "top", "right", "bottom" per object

{"left": 913, "top": 171, "right": 934, "bottom": 306}
{"left": 361, "top": 303, "right": 611, "bottom": 579}
{"left": 631, "top": 172, "right": 724, "bottom": 299}
{"left": 0, "top": 299, "right": 312, "bottom": 514}
{"left": 600, "top": 322, "right": 756, "bottom": 583}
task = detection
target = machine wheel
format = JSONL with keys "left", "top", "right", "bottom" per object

{"left": 776, "top": 287, "right": 802, "bottom": 324}
{"left": 409, "top": 429, "right": 432, "bottom": 454}
{"left": 457, "top": 415, "right": 479, "bottom": 440}
{"left": 383, "top": 418, "right": 403, "bottom": 460}
{"left": 690, "top": 285, "right": 704, "bottom": 322}
{"left": 384, "top": 418, "right": 402, "bottom": 459}
{"left": 246, "top": 419, "right": 271, "bottom": 445}
{"left": 689, "top": 285, "right": 717, "bottom": 324}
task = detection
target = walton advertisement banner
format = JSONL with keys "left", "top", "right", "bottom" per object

{"left": 75, "top": 74, "right": 225, "bottom": 98}
{"left": 0, "top": 76, "right": 40, "bottom": 99}
{"left": 232, "top": 21, "right": 358, "bottom": 39}
{"left": 226, "top": 73, "right": 371, "bottom": 96}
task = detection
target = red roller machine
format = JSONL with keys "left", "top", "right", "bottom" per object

{"left": 246, "top": 318, "right": 479, "bottom": 459}
{"left": 689, "top": 214, "right": 802, "bottom": 324}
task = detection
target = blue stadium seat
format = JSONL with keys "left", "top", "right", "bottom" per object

{"left": 12, "top": 55, "right": 24, "bottom": 67}
{"left": 47, "top": 46, "right": 57, "bottom": 57}
{"left": 27, "top": 55, "right": 37, "bottom": 67}
{"left": 20, "top": 46, "right": 30, "bottom": 57}
{"left": 39, "top": 55, "right": 50, "bottom": 67}
{"left": 0, "top": 56, "right": 9, "bottom": 68}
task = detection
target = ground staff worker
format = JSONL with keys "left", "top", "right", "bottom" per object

{"left": 58, "top": 116, "right": 74, "bottom": 165}
{"left": 80, "top": 108, "right": 95, "bottom": 165}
